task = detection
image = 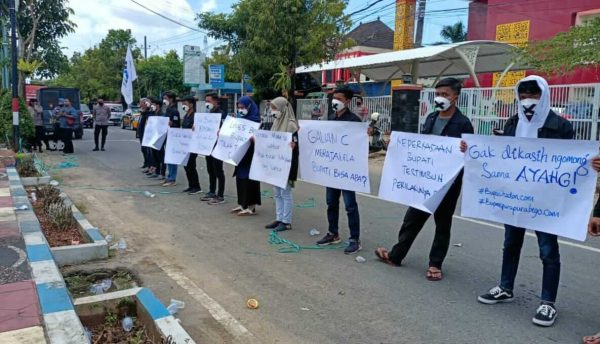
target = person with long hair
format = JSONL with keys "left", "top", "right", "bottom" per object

{"left": 231, "top": 96, "right": 261, "bottom": 216}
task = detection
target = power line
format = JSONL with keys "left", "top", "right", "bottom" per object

{"left": 129, "top": 0, "right": 205, "bottom": 33}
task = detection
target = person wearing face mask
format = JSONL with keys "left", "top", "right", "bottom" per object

{"left": 374, "top": 78, "right": 473, "bottom": 276}
{"left": 179, "top": 95, "right": 202, "bottom": 193}
{"left": 263, "top": 97, "right": 299, "bottom": 232}
{"left": 58, "top": 98, "right": 77, "bottom": 154}
{"left": 201, "top": 93, "right": 227, "bottom": 204}
{"left": 231, "top": 96, "right": 261, "bottom": 216}
{"left": 138, "top": 97, "right": 152, "bottom": 170}
{"left": 468, "top": 76, "right": 573, "bottom": 327}
{"left": 162, "top": 92, "right": 181, "bottom": 186}
{"left": 93, "top": 97, "right": 111, "bottom": 151}
{"left": 146, "top": 98, "right": 165, "bottom": 179}
{"left": 315, "top": 86, "right": 364, "bottom": 254}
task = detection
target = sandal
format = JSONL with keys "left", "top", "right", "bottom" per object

{"left": 237, "top": 208, "right": 256, "bottom": 216}
{"left": 374, "top": 247, "right": 398, "bottom": 266}
{"left": 230, "top": 206, "right": 243, "bottom": 213}
{"left": 583, "top": 333, "right": 600, "bottom": 344}
{"left": 426, "top": 267, "right": 443, "bottom": 281}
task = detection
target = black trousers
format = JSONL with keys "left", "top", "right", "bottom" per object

{"left": 184, "top": 153, "right": 200, "bottom": 189}
{"left": 388, "top": 176, "right": 463, "bottom": 269}
{"left": 206, "top": 156, "right": 225, "bottom": 197}
{"left": 34, "top": 126, "right": 49, "bottom": 150}
{"left": 61, "top": 128, "right": 74, "bottom": 154}
{"left": 151, "top": 147, "right": 165, "bottom": 175}
{"left": 94, "top": 125, "right": 108, "bottom": 148}
{"left": 236, "top": 177, "right": 261, "bottom": 208}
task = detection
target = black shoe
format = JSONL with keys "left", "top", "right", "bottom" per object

{"left": 316, "top": 233, "right": 341, "bottom": 246}
{"left": 101, "top": 148, "right": 105, "bottom": 151}
{"left": 274, "top": 223, "right": 292, "bottom": 232}
{"left": 38, "top": 148, "right": 43, "bottom": 153}
{"left": 93, "top": 147, "right": 99, "bottom": 151}
{"left": 265, "top": 221, "right": 280, "bottom": 229}
{"left": 532, "top": 303, "right": 557, "bottom": 327}
{"left": 478, "top": 286, "right": 515, "bottom": 304}
{"left": 188, "top": 188, "right": 202, "bottom": 195}
{"left": 182, "top": 188, "right": 192, "bottom": 193}
{"left": 201, "top": 193, "right": 216, "bottom": 201}
{"left": 344, "top": 240, "right": 362, "bottom": 254}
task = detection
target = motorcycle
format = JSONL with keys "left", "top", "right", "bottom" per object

{"left": 369, "top": 112, "right": 387, "bottom": 153}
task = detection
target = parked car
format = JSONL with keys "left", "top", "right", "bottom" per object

{"left": 106, "top": 103, "right": 125, "bottom": 126}
{"left": 121, "top": 106, "right": 140, "bottom": 130}
{"left": 36, "top": 87, "right": 84, "bottom": 139}
{"left": 81, "top": 104, "right": 93, "bottom": 128}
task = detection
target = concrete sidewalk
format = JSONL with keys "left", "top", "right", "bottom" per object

{"left": 0, "top": 151, "right": 46, "bottom": 343}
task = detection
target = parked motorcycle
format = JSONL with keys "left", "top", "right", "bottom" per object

{"left": 369, "top": 112, "right": 387, "bottom": 153}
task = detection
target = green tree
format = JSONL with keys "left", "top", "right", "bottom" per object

{"left": 203, "top": 45, "right": 242, "bottom": 83}
{"left": 440, "top": 21, "right": 467, "bottom": 43}
{"left": 197, "top": 0, "right": 351, "bottom": 99}
{"left": 518, "top": 17, "right": 600, "bottom": 76}
{"left": 137, "top": 50, "right": 188, "bottom": 99}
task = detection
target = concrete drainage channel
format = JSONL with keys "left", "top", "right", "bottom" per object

{"left": 8, "top": 167, "right": 195, "bottom": 344}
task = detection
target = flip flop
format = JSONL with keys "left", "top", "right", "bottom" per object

{"left": 374, "top": 247, "right": 398, "bottom": 266}
{"left": 583, "top": 333, "right": 600, "bottom": 344}
{"left": 426, "top": 267, "right": 443, "bottom": 281}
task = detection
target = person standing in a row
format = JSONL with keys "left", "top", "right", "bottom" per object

{"left": 28, "top": 99, "right": 50, "bottom": 152}
{"left": 163, "top": 92, "right": 181, "bottom": 186}
{"left": 146, "top": 99, "right": 164, "bottom": 179}
{"left": 181, "top": 96, "right": 202, "bottom": 194}
{"left": 201, "top": 93, "right": 227, "bottom": 204}
{"left": 138, "top": 98, "right": 152, "bottom": 170}
{"left": 93, "top": 97, "right": 111, "bottom": 151}
{"left": 231, "top": 96, "right": 261, "bottom": 216}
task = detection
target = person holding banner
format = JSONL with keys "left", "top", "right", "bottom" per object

{"left": 181, "top": 96, "right": 202, "bottom": 195}
{"left": 147, "top": 99, "right": 165, "bottom": 179}
{"left": 231, "top": 96, "right": 262, "bottom": 216}
{"left": 139, "top": 98, "right": 152, "bottom": 171}
{"left": 469, "top": 76, "right": 574, "bottom": 327}
{"left": 263, "top": 97, "right": 299, "bottom": 232}
{"left": 162, "top": 92, "right": 181, "bottom": 187}
{"left": 374, "top": 77, "right": 473, "bottom": 280}
{"left": 315, "top": 86, "right": 363, "bottom": 254}
{"left": 201, "top": 93, "right": 227, "bottom": 204}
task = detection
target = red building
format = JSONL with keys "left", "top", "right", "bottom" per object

{"left": 467, "top": 0, "right": 600, "bottom": 86}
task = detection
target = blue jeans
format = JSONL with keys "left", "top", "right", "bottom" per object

{"left": 167, "top": 164, "right": 178, "bottom": 182}
{"left": 274, "top": 185, "right": 293, "bottom": 224}
{"left": 326, "top": 187, "right": 360, "bottom": 240}
{"left": 500, "top": 225, "right": 561, "bottom": 303}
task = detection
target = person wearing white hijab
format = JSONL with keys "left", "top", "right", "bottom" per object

{"left": 477, "top": 75, "right": 574, "bottom": 328}
{"left": 264, "top": 97, "right": 299, "bottom": 232}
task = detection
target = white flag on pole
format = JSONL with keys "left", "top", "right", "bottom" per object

{"left": 121, "top": 45, "right": 137, "bottom": 105}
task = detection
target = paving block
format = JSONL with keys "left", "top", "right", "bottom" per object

{"left": 0, "top": 326, "right": 47, "bottom": 344}
{"left": 0, "top": 221, "right": 19, "bottom": 239}
{"left": 0, "top": 281, "right": 42, "bottom": 332}
{"left": 0, "top": 196, "right": 13, "bottom": 207}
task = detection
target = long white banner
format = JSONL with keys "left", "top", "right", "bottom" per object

{"left": 211, "top": 117, "right": 260, "bottom": 166}
{"left": 461, "top": 134, "right": 598, "bottom": 241}
{"left": 164, "top": 128, "right": 191, "bottom": 165}
{"left": 142, "top": 116, "right": 170, "bottom": 150}
{"left": 379, "top": 132, "right": 464, "bottom": 213}
{"left": 189, "top": 112, "right": 221, "bottom": 156}
{"left": 249, "top": 130, "right": 293, "bottom": 189}
{"left": 298, "top": 120, "right": 370, "bottom": 193}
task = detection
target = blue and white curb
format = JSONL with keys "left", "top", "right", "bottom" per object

{"left": 8, "top": 167, "right": 87, "bottom": 344}
{"left": 74, "top": 287, "right": 196, "bottom": 343}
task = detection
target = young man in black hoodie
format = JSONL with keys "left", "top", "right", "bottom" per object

{"left": 201, "top": 93, "right": 227, "bottom": 204}
{"left": 146, "top": 98, "right": 165, "bottom": 179}
{"left": 374, "top": 78, "right": 474, "bottom": 281}
{"left": 138, "top": 97, "right": 152, "bottom": 170}
{"left": 162, "top": 91, "right": 181, "bottom": 186}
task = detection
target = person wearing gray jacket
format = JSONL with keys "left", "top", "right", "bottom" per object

{"left": 29, "top": 99, "right": 50, "bottom": 152}
{"left": 93, "top": 98, "right": 111, "bottom": 151}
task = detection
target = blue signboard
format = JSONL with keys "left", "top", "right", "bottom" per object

{"left": 209, "top": 64, "right": 225, "bottom": 89}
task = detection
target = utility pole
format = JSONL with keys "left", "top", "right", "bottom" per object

{"left": 10, "top": 0, "right": 19, "bottom": 151}
{"left": 414, "top": 0, "right": 426, "bottom": 47}
{"left": 144, "top": 35, "right": 147, "bottom": 60}
{"left": 1, "top": 19, "right": 8, "bottom": 90}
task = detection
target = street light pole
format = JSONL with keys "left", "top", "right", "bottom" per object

{"left": 9, "top": 0, "right": 19, "bottom": 151}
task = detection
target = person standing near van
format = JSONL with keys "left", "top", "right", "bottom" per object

{"left": 93, "top": 98, "right": 111, "bottom": 151}
{"left": 29, "top": 99, "right": 49, "bottom": 152}
{"left": 58, "top": 98, "right": 77, "bottom": 154}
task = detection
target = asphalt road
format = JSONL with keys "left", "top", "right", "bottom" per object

{"left": 45, "top": 126, "right": 600, "bottom": 344}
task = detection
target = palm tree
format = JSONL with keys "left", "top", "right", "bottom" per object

{"left": 440, "top": 22, "right": 468, "bottom": 43}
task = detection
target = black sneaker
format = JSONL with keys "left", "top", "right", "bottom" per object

{"left": 208, "top": 197, "right": 225, "bottom": 205}
{"left": 188, "top": 188, "right": 202, "bottom": 195}
{"left": 274, "top": 223, "right": 292, "bottom": 232}
{"left": 478, "top": 286, "right": 515, "bottom": 304}
{"left": 93, "top": 147, "right": 99, "bottom": 151}
{"left": 265, "top": 221, "right": 280, "bottom": 229}
{"left": 316, "top": 233, "right": 341, "bottom": 246}
{"left": 532, "top": 303, "right": 557, "bottom": 327}
{"left": 344, "top": 240, "right": 362, "bottom": 254}
{"left": 182, "top": 188, "right": 192, "bottom": 193}
{"left": 201, "top": 193, "right": 216, "bottom": 201}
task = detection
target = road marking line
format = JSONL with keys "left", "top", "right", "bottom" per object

{"left": 155, "top": 259, "right": 254, "bottom": 341}
{"left": 354, "top": 191, "right": 600, "bottom": 254}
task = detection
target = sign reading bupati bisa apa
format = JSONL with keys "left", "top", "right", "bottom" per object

{"left": 461, "top": 134, "right": 598, "bottom": 241}
{"left": 298, "top": 120, "right": 370, "bottom": 193}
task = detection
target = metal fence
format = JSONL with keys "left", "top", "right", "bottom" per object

{"left": 420, "top": 84, "right": 600, "bottom": 140}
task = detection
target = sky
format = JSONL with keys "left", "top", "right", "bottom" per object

{"left": 60, "top": 0, "right": 469, "bottom": 58}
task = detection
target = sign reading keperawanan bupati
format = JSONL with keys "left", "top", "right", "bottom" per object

{"left": 298, "top": 120, "right": 370, "bottom": 193}
{"left": 378, "top": 132, "right": 464, "bottom": 214}
{"left": 461, "top": 134, "right": 598, "bottom": 241}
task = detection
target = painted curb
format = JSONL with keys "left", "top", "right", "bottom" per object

{"left": 74, "top": 288, "right": 196, "bottom": 343}
{"left": 7, "top": 167, "right": 87, "bottom": 344}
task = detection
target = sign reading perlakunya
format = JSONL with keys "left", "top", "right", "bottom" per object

{"left": 461, "top": 134, "right": 598, "bottom": 241}
{"left": 379, "top": 132, "right": 464, "bottom": 213}
{"left": 298, "top": 120, "right": 370, "bottom": 193}
{"left": 249, "top": 130, "right": 293, "bottom": 189}
{"left": 211, "top": 116, "right": 260, "bottom": 166}
{"left": 142, "top": 116, "right": 169, "bottom": 150}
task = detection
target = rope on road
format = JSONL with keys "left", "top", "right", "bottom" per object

{"left": 62, "top": 185, "right": 176, "bottom": 195}
{"left": 268, "top": 231, "right": 345, "bottom": 254}
{"left": 53, "top": 155, "right": 79, "bottom": 169}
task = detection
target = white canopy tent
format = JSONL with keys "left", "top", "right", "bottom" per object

{"left": 296, "top": 40, "right": 528, "bottom": 87}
